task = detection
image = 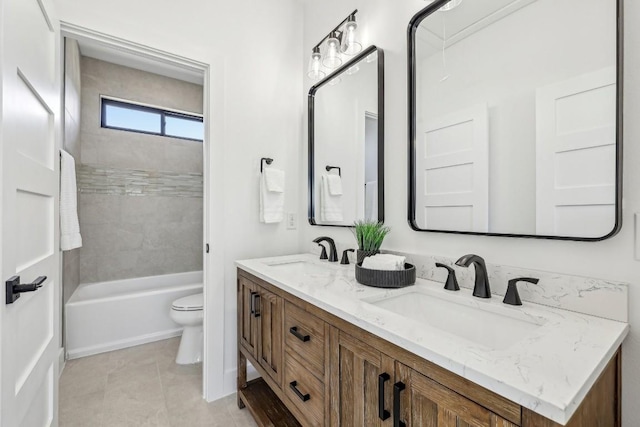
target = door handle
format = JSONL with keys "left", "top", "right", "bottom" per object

{"left": 6, "top": 275, "right": 46, "bottom": 304}
{"left": 393, "top": 381, "right": 406, "bottom": 427}
{"left": 378, "top": 373, "right": 391, "bottom": 420}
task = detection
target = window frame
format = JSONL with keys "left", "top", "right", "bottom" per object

{"left": 100, "top": 97, "right": 204, "bottom": 142}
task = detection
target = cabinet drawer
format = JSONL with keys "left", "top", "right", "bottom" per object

{"left": 284, "top": 351, "right": 325, "bottom": 427}
{"left": 284, "top": 302, "right": 325, "bottom": 378}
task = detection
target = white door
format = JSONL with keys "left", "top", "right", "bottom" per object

{"left": 415, "top": 104, "right": 489, "bottom": 232}
{"left": 536, "top": 67, "right": 617, "bottom": 238}
{"left": 1, "top": 0, "right": 61, "bottom": 425}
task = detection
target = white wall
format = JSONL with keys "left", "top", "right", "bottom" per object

{"left": 301, "top": 0, "right": 640, "bottom": 425}
{"left": 53, "top": 0, "right": 303, "bottom": 399}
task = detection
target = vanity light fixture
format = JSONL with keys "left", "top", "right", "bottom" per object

{"left": 306, "top": 9, "right": 362, "bottom": 80}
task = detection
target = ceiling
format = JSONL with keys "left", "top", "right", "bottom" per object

{"left": 418, "top": 0, "right": 537, "bottom": 55}
{"left": 74, "top": 37, "right": 204, "bottom": 85}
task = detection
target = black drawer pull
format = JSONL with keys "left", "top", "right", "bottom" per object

{"left": 378, "top": 373, "right": 390, "bottom": 420}
{"left": 289, "top": 381, "right": 310, "bottom": 402}
{"left": 289, "top": 326, "right": 310, "bottom": 342}
{"left": 393, "top": 381, "right": 406, "bottom": 427}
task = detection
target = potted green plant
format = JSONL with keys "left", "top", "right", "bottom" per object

{"left": 352, "top": 220, "right": 391, "bottom": 264}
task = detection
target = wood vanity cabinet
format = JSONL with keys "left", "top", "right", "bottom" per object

{"left": 236, "top": 269, "right": 621, "bottom": 427}
{"left": 238, "top": 275, "right": 283, "bottom": 387}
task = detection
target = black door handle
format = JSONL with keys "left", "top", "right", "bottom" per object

{"left": 6, "top": 275, "right": 46, "bottom": 304}
{"left": 378, "top": 373, "right": 390, "bottom": 420}
{"left": 393, "top": 381, "right": 406, "bottom": 427}
{"left": 289, "top": 326, "right": 310, "bottom": 342}
{"left": 289, "top": 381, "right": 310, "bottom": 402}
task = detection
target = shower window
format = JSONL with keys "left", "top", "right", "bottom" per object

{"left": 101, "top": 97, "right": 204, "bottom": 141}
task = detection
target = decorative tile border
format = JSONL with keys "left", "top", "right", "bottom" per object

{"left": 77, "top": 164, "right": 203, "bottom": 198}
{"left": 309, "top": 242, "right": 628, "bottom": 322}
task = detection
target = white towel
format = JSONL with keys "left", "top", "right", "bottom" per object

{"left": 260, "top": 169, "right": 284, "bottom": 223}
{"left": 60, "top": 150, "right": 83, "bottom": 250}
{"left": 320, "top": 174, "right": 343, "bottom": 222}
{"left": 365, "top": 180, "right": 378, "bottom": 220}
{"left": 361, "top": 254, "right": 406, "bottom": 271}
{"left": 326, "top": 174, "right": 343, "bottom": 195}
{"left": 264, "top": 168, "right": 285, "bottom": 193}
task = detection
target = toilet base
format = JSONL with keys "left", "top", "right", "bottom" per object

{"left": 176, "top": 325, "right": 203, "bottom": 365}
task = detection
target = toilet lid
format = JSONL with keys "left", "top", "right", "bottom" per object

{"left": 172, "top": 293, "right": 204, "bottom": 311}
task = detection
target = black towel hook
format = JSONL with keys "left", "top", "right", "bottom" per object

{"left": 261, "top": 157, "right": 274, "bottom": 173}
{"left": 326, "top": 165, "right": 341, "bottom": 177}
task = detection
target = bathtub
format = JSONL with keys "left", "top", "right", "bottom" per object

{"left": 65, "top": 271, "right": 202, "bottom": 359}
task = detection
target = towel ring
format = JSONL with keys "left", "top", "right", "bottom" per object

{"left": 261, "top": 157, "right": 274, "bottom": 173}
{"left": 326, "top": 165, "right": 341, "bottom": 177}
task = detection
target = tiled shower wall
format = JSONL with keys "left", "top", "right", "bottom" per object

{"left": 77, "top": 56, "right": 204, "bottom": 284}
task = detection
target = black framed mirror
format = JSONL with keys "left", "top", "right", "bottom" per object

{"left": 309, "top": 45, "right": 384, "bottom": 227}
{"left": 408, "top": 0, "right": 623, "bottom": 241}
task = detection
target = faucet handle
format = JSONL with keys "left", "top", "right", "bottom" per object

{"left": 435, "top": 263, "right": 460, "bottom": 291}
{"left": 503, "top": 277, "right": 539, "bottom": 306}
{"left": 317, "top": 244, "right": 328, "bottom": 260}
{"left": 341, "top": 249, "right": 355, "bottom": 265}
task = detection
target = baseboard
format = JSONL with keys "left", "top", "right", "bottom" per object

{"left": 66, "top": 328, "right": 183, "bottom": 359}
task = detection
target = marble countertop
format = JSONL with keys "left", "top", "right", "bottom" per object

{"left": 236, "top": 253, "right": 629, "bottom": 425}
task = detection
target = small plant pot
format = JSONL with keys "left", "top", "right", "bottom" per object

{"left": 357, "top": 250, "right": 380, "bottom": 264}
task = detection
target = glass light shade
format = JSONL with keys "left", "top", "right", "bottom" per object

{"left": 425, "top": 0, "right": 462, "bottom": 11}
{"left": 322, "top": 32, "right": 343, "bottom": 69}
{"left": 346, "top": 64, "right": 360, "bottom": 75}
{"left": 307, "top": 48, "right": 326, "bottom": 80}
{"left": 341, "top": 16, "right": 362, "bottom": 56}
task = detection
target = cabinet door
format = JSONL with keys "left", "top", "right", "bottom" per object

{"left": 256, "top": 286, "right": 283, "bottom": 386}
{"left": 238, "top": 276, "right": 258, "bottom": 358}
{"left": 330, "top": 330, "right": 394, "bottom": 427}
{"left": 395, "top": 363, "right": 518, "bottom": 427}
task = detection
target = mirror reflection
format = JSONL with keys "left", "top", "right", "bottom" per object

{"left": 410, "top": 0, "right": 619, "bottom": 239}
{"left": 309, "top": 46, "right": 384, "bottom": 226}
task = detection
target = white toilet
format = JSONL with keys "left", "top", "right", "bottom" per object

{"left": 170, "top": 293, "right": 204, "bottom": 365}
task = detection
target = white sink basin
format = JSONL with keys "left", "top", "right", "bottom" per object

{"left": 365, "top": 289, "right": 543, "bottom": 350}
{"left": 264, "top": 260, "right": 331, "bottom": 276}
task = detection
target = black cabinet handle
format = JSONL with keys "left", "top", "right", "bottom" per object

{"left": 289, "top": 381, "right": 310, "bottom": 402}
{"left": 289, "top": 326, "right": 310, "bottom": 342}
{"left": 249, "top": 292, "right": 257, "bottom": 315}
{"left": 378, "top": 373, "right": 390, "bottom": 420}
{"left": 393, "top": 382, "right": 406, "bottom": 427}
{"left": 253, "top": 292, "right": 260, "bottom": 317}
{"left": 250, "top": 292, "right": 261, "bottom": 318}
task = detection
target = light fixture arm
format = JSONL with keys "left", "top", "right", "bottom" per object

{"left": 312, "top": 9, "right": 358, "bottom": 51}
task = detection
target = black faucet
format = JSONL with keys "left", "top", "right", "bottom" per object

{"left": 455, "top": 254, "right": 491, "bottom": 298}
{"left": 313, "top": 237, "right": 338, "bottom": 262}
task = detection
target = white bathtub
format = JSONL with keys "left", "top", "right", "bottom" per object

{"left": 65, "top": 271, "right": 203, "bottom": 359}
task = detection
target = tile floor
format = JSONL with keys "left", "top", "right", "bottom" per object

{"left": 59, "top": 338, "right": 258, "bottom": 427}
